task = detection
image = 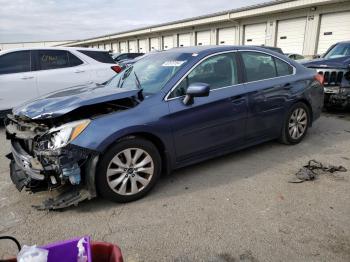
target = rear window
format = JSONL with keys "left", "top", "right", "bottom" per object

{"left": 275, "top": 58, "right": 293, "bottom": 76}
{"left": 0, "top": 51, "right": 31, "bottom": 74}
{"left": 38, "top": 50, "right": 69, "bottom": 70}
{"left": 78, "top": 50, "right": 115, "bottom": 63}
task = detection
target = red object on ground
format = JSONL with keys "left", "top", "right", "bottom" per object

{"left": 91, "top": 241, "right": 123, "bottom": 262}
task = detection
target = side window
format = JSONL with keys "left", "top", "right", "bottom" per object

{"left": 68, "top": 52, "right": 83, "bottom": 66}
{"left": 0, "top": 51, "right": 31, "bottom": 75}
{"left": 38, "top": 50, "right": 69, "bottom": 70}
{"left": 169, "top": 53, "right": 238, "bottom": 98}
{"left": 241, "top": 52, "right": 277, "bottom": 82}
{"left": 275, "top": 58, "right": 293, "bottom": 76}
{"left": 116, "top": 54, "right": 128, "bottom": 61}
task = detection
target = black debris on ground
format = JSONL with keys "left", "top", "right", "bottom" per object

{"left": 289, "top": 160, "right": 347, "bottom": 183}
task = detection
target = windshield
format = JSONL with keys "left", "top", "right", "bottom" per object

{"left": 106, "top": 52, "right": 193, "bottom": 94}
{"left": 324, "top": 43, "right": 350, "bottom": 59}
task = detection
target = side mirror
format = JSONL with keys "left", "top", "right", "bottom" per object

{"left": 313, "top": 54, "right": 321, "bottom": 59}
{"left": 183, "top": 83, "right": 210, "bottom": 105}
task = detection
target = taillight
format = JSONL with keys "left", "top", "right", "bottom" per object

{"left": 314, "top": 73, "right": 324, "bottom": 85}
{"left": 111, "top": 65, "right": 122, "bottom": 73}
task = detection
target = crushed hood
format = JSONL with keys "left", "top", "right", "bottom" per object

{"left": 302, "top": 56, "right": 350, "bottom": 69}
{"left": 13, "top": 83, "right": 140, "bottom": 120}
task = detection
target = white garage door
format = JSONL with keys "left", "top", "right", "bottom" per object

{"left": 196, "top": 31, "right": 211, "bottom": 46}
{"left": 138, "top": 39, "right": 147, "bottom": 53}
{"left": 150, "top": 37, "right": 160, "bottom": 51}
{"left": 318, "top": 11, "right": 350, "bottom": 54}
{"left": 218, "top": 27, "right": 236, "bottom": 45}
{"left": 244, "top": 23, "right": 266, "bottom": 45}
{"left": 119, "top": 42, "right": 127, "bottom": 53}
{"left": 112, "top": 43, "right": 118, "bottom": 52}
{"left": 163, "top": 36, "right": 174, "bottom": 50}
{"left": 277, "top": 17, "right": 306, "bottom": 54}
{"left": 178, "top": 33, "right": 191, "bottom": 47}
{"left": 128, "top": 40, "right": 137, "bottom": 52}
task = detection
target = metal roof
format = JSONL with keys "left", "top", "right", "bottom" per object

{"left": 77, "top": 0, "right": 294, "bottom": 42}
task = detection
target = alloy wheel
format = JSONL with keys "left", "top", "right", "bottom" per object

{"left": 106, "top": 148, "right": 154, "bottom": 196}
{"left": 288, "top": 107, "right": 308, "bottom": 140}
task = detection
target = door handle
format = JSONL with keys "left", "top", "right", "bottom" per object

{"left": 74, "top": 69, "right": 85, "bottom": 73}
{"left": 230, "top": 95, "right": 245, "bottom": 105}
{"left": 283, "top": 83, "right": 291, "bottom": 89}
{"left": 20, "top": 76, "right": 34, "bottom": 80}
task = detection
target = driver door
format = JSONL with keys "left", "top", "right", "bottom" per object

{"left": 166, "top": 52, "right": 248, "bottom": 164}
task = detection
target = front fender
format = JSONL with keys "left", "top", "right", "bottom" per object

{"left": 70, "top": 101, "right": 174, "bottom": 156}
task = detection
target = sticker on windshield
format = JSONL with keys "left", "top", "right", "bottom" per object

{"left": 162, "top": 60, "right": 186, "bottom": 67}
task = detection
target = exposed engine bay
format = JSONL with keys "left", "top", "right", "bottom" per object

{"left": 5, "top": 96, "right": 140, "bottom": 210}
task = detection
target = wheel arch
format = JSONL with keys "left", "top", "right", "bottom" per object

{"left": 101, "top": 131, "right": 171, "bottom": 175}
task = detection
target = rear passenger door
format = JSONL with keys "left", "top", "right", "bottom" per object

{"left": 0, "top": 50, "right": 38, "bottom": 110}
{"left": 35, "top": 50, "right": 90, "bottom": 95}
{"left": 239, "top": 51, "right": 295, "bottom": 141}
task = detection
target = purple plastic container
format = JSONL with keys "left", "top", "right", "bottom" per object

{"left": 40, "top": 236, "right": 91, "bottom": 262}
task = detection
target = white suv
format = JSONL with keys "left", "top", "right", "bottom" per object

{"left": 0, "top": 47, "right": 120, "bottom": 117}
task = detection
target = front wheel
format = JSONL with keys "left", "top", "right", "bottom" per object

{"left": 279, "top": 102, "right": 310, "bottom": 145}
{"left": 96, "top": 137, "right": 161, "bottom": 203}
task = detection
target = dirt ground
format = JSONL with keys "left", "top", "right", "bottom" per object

{"left": 0, "top": 111, "right": 349, "bottom": 261}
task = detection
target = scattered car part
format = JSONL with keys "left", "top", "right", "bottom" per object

{"left": 289, "top": 160, "right": 347, "bottom": 183}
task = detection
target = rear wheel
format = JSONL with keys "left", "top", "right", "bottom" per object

{"left": 96, "top": 137, "right": 161, "bottom": 203}
{"left": 280, "top": 102, "right": 310, "bottom": 145}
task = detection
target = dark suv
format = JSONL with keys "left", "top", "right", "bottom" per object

{"left": 303, "top": 41, "right": 350, "bottom": 109}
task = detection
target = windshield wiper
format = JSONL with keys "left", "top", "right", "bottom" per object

{"left": 134, "top": 71, "right": 142, "bottom": 90}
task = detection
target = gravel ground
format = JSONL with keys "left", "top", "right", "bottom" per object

{"left": 0, "top": 111, "right": 349, "bottom": 261}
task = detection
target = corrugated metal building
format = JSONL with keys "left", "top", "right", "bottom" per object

{"left": 39, "top": 0, "right": 350, "bottom": 56}
{"left": 63, "top": 0, "right": 350, "bottom": 56}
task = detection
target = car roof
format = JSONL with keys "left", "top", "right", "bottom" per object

{"left": 0, "top": 46, "right": 107, "bottom": 54}
{"left": 336, "top": 40, "right": 350, "bottom": 44}
{"left": 164, "top": 45, "right": 285, "bottom": 56}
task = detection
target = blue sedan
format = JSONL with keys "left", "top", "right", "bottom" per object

{"left": 5, "top": 46, "right": 324, "bottom": 209}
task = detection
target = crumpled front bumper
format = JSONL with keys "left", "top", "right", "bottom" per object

{"left": 10, "top": 141, "right": 45, "bottom": 182}
{"left": 7, "top": 139, "right": 100, "bottom": 210}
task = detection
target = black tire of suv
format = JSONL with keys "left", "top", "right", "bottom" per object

{"left": 279, "top": 102, "right": 310, "bottom": 145}
{"left": 96, "top": 137, "right": 162, "bottom": 203}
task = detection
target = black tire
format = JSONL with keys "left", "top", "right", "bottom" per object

{"left": 96, "top": 137, "right": 161, "bottom": 203}
{"left": 279, "top": 102, "right": 310, "bottom": 145}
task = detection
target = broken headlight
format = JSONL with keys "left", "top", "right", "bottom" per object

{"left": 48, "top": 119, "right": 90, "bottom": 150}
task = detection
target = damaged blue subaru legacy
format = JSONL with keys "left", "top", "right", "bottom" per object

{"left": 5, "top": 46, "right": 324, "bottom": 209}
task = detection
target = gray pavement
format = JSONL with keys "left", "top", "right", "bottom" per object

{"left": 0, "top": 112, "right": 349, "bottom": 261}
